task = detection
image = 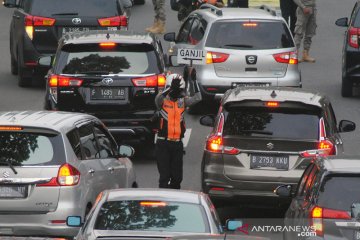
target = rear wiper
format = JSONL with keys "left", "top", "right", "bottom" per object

{"left": 78, "top": 71, "right": 111, "bottom": 75}
{"left": 223, "top": 44, "right": 254, "bottom": 49}
{"left": 239, "top": 130, "right": 273, "bottom": 135}
{"left": 0, "top": 161, "right": 18, "bottom": 174}
{"left": 52, "top": 12, "right": 79, "bottom": 16}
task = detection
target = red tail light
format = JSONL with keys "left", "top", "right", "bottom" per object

{"left": 206, "top": 51, "right": 229, "bottom": 64}
{"left": 48, "top": 75, "right": 83, "bottom": 87}
{"left": 273, "top": 51, "right": 298, "bottom": 64}
{"left": 98, "top": 16, "right": 127, "bottom": 27}
{"left": 349, "top": 27, "right": 360, "bottom": 48}
{"left": 25, "top": 15, "right": 56, "bottom": 26}
{"left": 36, "top": 164, "right": 80, "bottom": 187}
{"left": 132, "top": 74, "right": 166, "bottom": 87}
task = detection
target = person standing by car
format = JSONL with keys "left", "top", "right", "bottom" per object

{"left": 280, "top": 0, "right": 297, "bottom": 35}
{"left": 154, "top": 74, "right": 201, "bottom": 189}
{"left": 293, "top": 0, "right": 317, "bottom": 62}
{"left": 146, "top": 0, "right": 166, "bottom": 34}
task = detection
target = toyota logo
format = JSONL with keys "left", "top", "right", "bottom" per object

{"left": 102, "top": 78, "right": 114, "bottom": 85}
{"left": 3, "top": 171, "right": 10, "bottom": 178}
{"left": 72, "top": 18, "right": 82, "bottom": 25}
{"left": 246, "top": 55, "right": 257, "bottom": 65}
{"left": 266, "top": 142, "right": 274, "bottom": 150}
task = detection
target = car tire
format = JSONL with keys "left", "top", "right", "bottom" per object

{"left": 134, "top": 0, "right": 145, "bottom": 5}
{"left": 17, "top": 51, "right": 32, "bottom": 87}
{"left": 341, "top": 75, "right": 353, "bottom": 97}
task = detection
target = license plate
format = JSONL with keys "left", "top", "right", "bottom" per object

{"left": 250, "top": 155, "right": 289, "bottom": 170}
{"left": 62, "top": 27, "right": 91, "bottom": 34}
{"left": 90, "top": 88, "right": 126, "bottom": 100}
{"left": 231, "top": 82, "right": 271, "bottom": 88}
{"left": 0, "top": 185, "right": 27, "bottom": 198}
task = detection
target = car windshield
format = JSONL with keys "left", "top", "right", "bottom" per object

{"left": 318, "top": 175, "right": 360, "bottom": 211}
{"left": 206, "top": 21, "right": 294, "bottom": 50}
{"left": 30, "top": 0, "right": 119, "bottom": 17}
{"left": 94, "top": 200, "right": 209, "bottom": 233}
{"left": 0, "top": 132, "right": 65, "bottom": 166}
{"left": 223, "top": 107, "right": 320, "bottom": 139}
{"left": 58, "top": 44, "right": 161, "bottom": 75}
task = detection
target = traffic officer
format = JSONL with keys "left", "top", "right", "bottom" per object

{"left": 146, "top": 0, "right": 166, "bottom": 34}
{"left": 154, "top": 74, "right": 202, "bottom": 189}
{"left": 293, "top": 0, "right": 317, "bottom": 62}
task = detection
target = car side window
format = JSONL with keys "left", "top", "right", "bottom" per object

{"left": 177, "top": 18, "right": 195, "bottom": 43}
{"left": 67, "top": 129, "right": 83, "bottom": 160}
{"left": 78, "top": 123, "right": 99, "bottom": 160}
{"left": 188, "top": 18, "right": 206, "bottom": 45}
{"left": 93, "top": 125, "right": 117, "bottom": 159}
{"left": 296, "top": 164, "right": 314, "bottom": 197}
{"left": 304, "top": 166, "right": 319, "bottom": 200}
{"left": 350, "top": 3, "right": 358, "bottom": 25}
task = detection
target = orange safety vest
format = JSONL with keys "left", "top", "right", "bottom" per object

{"left": 158, "top": 96, "right": 186, "bottom": 140}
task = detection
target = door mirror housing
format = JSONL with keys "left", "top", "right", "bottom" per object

{"left": 118, "top": 145, "right": 135, "bottom": 158}
{"left": 335, "top": 17, "right": 348, "bottom": 27}
{"left": 274, "top": 185, "right": 292, "bottom": 198}
{"left": 226, "top": 219, "right": 243, "bottom": 231}
{"left": 199, "top": 115, "right": 215, "bottom": 127}
{"left": 66, "top": 216, "right": 82, "bottom": 227}
{"left": 164, "top": 32, "right": 176, "bottom": 42}
{"left": 339, "top": 120, "right": 356, "bottom": 132}
{"left": 2, "top": 0, "right": 18, "bottom": 8}
{"left": 38, "top": 56, "right": 53, "bottom": 67}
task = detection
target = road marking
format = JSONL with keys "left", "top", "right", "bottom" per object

{"left": 183, "top": 128, "right": 192, "bottom": 148}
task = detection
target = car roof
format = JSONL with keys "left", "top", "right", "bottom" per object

{"left": 0, "top": 111, "right": 96, "bottom": 133}
{"left": 319, "top": 155, "right": 360, "bottom": 173}
{"left": 222, "top": 87, "right": 328, "bottom": 107}
{"left": 105, "top": 188, "right": 203, "bottom": 204}
{"left": 61, "top": 30, "right": 155, "bottom": 45}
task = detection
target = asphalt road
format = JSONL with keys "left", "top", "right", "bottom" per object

{"left": 0, "top": 0, "right": 359, "bottom": 232}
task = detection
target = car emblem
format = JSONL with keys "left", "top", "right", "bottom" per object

{"left": 267, "top": 142, "right": 274, "bottom": 150}
{"left": 246, "top": 55, "right": 257, "bottom": 65}
{"left": 72, "top": 18, "right": 82, "bottom": 25}
{"left": 102, "top": 78, "right": 114, "bottom": 85}
{"left": 3, "top": 171, "right": 10, "bottom": 178}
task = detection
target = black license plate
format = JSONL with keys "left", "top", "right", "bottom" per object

{"left": 0, "top": 185, "right": 27, "bottom": 198}
{"left": 90, "top": 88, "right": 126, "bottom": 100}
{"left": 250, "top": 155, "right": 289, "bottom": 170}
{"left": 231, "top": 82, "right": 271, "bottom": 88}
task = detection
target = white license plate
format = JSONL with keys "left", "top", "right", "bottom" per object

{"left": 0, "top": 185, "right": 27, "bottom": 198}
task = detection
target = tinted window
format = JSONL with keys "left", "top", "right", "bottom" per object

{"left": 67, "top": 129, "right": 83, "bottom": 160}
{"left": 0, "top": 132, "right": 65, "bottom": 166}
{"left": 30, "top": 0, "right": 120, "bottom": 17}
{"left": 296, "top": 164, "right": 314, "bottom": 196}
{"left": 177, "top": 18, "right": 194, "bottom": 43}
{"left": 353, "top": 6, "right": 360, "bottom": 27}
{"left": 93, "top": 126, "right": 116, "bottom": 158}
{"left": 318, "top": 175, "right": 360, "bottom": 211}
{"left": 188, "top": 19, "right": 206, "bottom": 45}
{"left": 58, "top": 44, "right": 161, "bottom": 75}
{"left": 94, "top": 201, "right": 209, "bottom": 233}
{"left": 78, "top": 124, "right": 99, "bottom": 159}
{"left": 223, "top": 107, "right": 320, "bottom": 140}
{"left": 206, "top": 21, "right": 294, "bottom": 49}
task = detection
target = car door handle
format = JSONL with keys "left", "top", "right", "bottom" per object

{"left": 88, "top": 169, "right": 95, "bottom": 174}
{"left": 13, "top": 15, "right": 20, "bottom": 19}
{"left": 108, "top": 167, "right": 114, "bottom": 172}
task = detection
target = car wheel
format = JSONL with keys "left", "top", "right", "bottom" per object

{"left": 134, "top": 0, "right": 145, "bottom": 5}
{"left": 17, "top": 51, "right": 32, "bottom": 87}
{"left": 341, "top": 75, "right": 353, "bottom": 97}
{"left": 11, "top": 53, "right": 18, "bottom": 75}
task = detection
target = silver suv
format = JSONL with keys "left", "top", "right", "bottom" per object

{"left": 0, "top": 111, "right": 137, "bottom": 238}
{"left": 164, "top": 6, "right": 301, "bottom": 109}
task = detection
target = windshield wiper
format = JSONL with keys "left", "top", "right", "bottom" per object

{"left": 0, "top": 161, "right": 18, "bottom": 174}
{"left": 77, "top": 71, "right": 111, "bottom": 75}
{"left": 52, "top": 12, "right": 79, "bottom": 16}
{"left": 239, "top": 130, "right": 273, "bottom": 135}
{"left": 223, "top": 44, "right": 254, "bottom": 49}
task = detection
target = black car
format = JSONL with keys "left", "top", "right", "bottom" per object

{"left": 200, "top": 87, "right": 355, "bottom": 208}
{"left": 336, "top": 1, "right": 360, "bottom": 97}
{"left": 41, "top": 31, "right": 167, "bottom": 147}
{"left": 3, "top": 0, "right": 132, "bottom": 87}
{"left": 277, "top": 156, "right": 360, "bottom": 239}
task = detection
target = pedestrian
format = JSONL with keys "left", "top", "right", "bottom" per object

{"left": 293, "top": 0, "right": 316, "bottom": 62}
{"left": 154, "top": 74, "right": 202, "bottom": 189}
{"left": 145, "top": 0, "right": 166, "bottom": 34}
{"left": 280, "top": 0, "right": 297, "bottom": 35}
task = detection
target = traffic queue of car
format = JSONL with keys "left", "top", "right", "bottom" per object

{"left": 0, "top": 0, "right": 359, "bottom": 239}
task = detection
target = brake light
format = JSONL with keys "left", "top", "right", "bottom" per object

{"left": 206, "top": 51, "right": 229, "bottom": 64}
{"left": 206, "top": 135, "right": 223, "bottom": 153}
{"left": 0, "top": 126, "right": 23, "bottom": 131}
{"left": 98, "top": 16, "right": 128, "bottom": 27}
{"left": 25, "top": 15, "right": 55, "bottom": 40}
{"left": 48, "top": 75, "right": 83, "bottom": 87}
{"left": 132, "top": 75, "right": 166, "bottom": 87}
{"left": 349, "top": 27, "right": 360, "bottom": 48}
{"left": 99, "top": 42, "right": 116, "bottom": 48}
{"left": 58, "top": 163, "right": 80, "bottom": 186}
{"left": 273, "top": 51, "right": 298, "bottom": 64}
{"left": 140, "top": 201, "right": 167, "bottom": 207}
{"left": 266, "top": 101, "right": 279, "bottom": 107}
{"left": 33, "top": 16, "right": 56, "bottom": 26}
{"left": 243, "top": 22, "right": 258, "bottom": 27}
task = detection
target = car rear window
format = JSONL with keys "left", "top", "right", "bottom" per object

{"left": 0, "top": 132, "right": 65, "bottom": 166}
{"left": 30, "top": 0, "right": 120, "bottom": 17}
{"left": 206, "top": 21, "right": 294, "bottom": 50}
{"left": 94, "top": 200, "right": 209, "bottom": 233}
{"left": 57, "top": 44, "right": 161, "bottom": 75}
{"left": 223, "top": 107, "right": 320, "bottom": 140}
{"left": 318, "top": 175, "right": 360, "bottom": 211}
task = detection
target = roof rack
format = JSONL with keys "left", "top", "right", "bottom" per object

{"left": 199, "top": 4, "right": 223, "bottom": 16}
{"left": 259, "top": 5, "right": 277, "bottom": 17}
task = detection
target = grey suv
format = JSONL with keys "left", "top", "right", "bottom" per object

{"left": 164, "top": 6, "right": 301, "bottom": 109}
{"left": 0, "top": 111, "right": 136, "bottom": 237}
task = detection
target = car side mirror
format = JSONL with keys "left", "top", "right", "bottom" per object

{"left": 38, "top": 56, "right": 53, "bottom": 67}
{"left": 67, "top": 216, "right": 82, "bottom": 227}
{"left": 199, "top": 115, "right": 215, "bottom": 127}
{"left": 339, "top": 120, "right": 356, "bottom": 132}
{"left": 2, "top": 0, "right": 18, "bottom": 8}
{"left": 226, "top": 219, "right": 243, "bottom": 231}
{"left": 164, "top": 32, "right": 176, "bottom": 42}
{"left": 118, "top": 145, "right": 135, "bottom": 158}
{"left": 275, "top": 185, "right": 292, "bottom": 198}
{"left": 335, "top": 17, "right": 348, "bottom": 27}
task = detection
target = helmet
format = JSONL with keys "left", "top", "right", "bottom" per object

{"left": 165, "top": 74, "right": 185, "bottom": 90}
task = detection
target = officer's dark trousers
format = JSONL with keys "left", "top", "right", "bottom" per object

{"left": 156, "top": 139, "right": 183, "bottom": 189}
{"left": 280, "top": 0, "right": 297, "bottom": 35}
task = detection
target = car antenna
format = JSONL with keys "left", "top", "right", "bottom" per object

{"left": 106, "top": 33, "right": 110, "bottom": 39}
{"left": 270, "top": 90, "right": 277, "bottom": 98}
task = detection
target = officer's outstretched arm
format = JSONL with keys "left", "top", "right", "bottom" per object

{"left": 185, "top": 80, "right": 202, "bottom": 107}
{"left": 155, "top": 88, "right": 170, "bottom": 109}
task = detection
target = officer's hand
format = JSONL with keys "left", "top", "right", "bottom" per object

{"left": 303, "top": 7, "right": 312, "bottom": 15}
{"left": 170, "top": 78, "right": 181, "bottom": 90}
